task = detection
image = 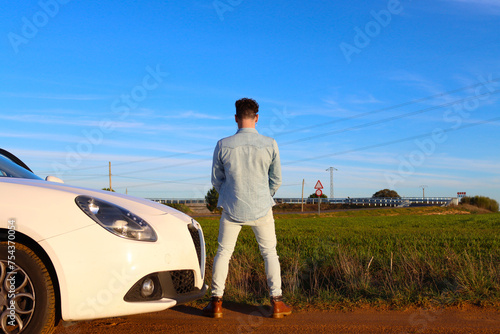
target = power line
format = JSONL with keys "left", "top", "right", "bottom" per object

{"left": 37, "top": 79, "right": 500, "bottom": 175}
{"left": 69, "top": 116, "right": 500, "bottom": 189}
{"left": 58, "top": 95, "right": 500, "bottom": 186}
{"left": 38, "top": 148, "right": 209, "bottom": 173}
{"left": 281, "top": 89, "right": 500, "bottom": 146}
{"left": 61, "top": 158, "right": 208, "bottom": 182}
{"left": 40, "top": 79, "right": 500, "bottom": 192}
{"left": 61, "top": 86, "right": 500, "bottom": 181}
{"left": 276, "top": 78, "right": 500, "bottom": 137}
{"left": 106, "top": 82, "right": 500, "bottom": 176}
{"left": 283, "top": 116, "right": 500, "bottom": 165}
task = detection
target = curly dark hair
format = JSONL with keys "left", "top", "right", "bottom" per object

{"left": 235, "top": 98, "right": 259, "bottom": 119}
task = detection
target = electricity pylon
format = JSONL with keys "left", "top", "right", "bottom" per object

{"left": 326, "top": 167, "right": 338, "bottom": 199}
{"left": 420, "top": 185, "right": 428, "bottom": 198}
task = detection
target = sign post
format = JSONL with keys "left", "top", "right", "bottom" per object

{"left": 314, "top": 180, "right": 324, "bottom": 215}
{"left": 301, "top": 179, "right": 305, "bottom": 212}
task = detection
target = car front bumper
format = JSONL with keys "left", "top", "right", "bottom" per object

{"left": 40, "top": 213, "right": 207, "bottom": 321}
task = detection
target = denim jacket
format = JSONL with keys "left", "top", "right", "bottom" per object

{"left": 211, "top": 128, "right": 282, "bottom": 222}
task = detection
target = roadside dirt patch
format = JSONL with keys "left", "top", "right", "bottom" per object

{"left": 55, "top": 305, "right": 500, "bottom": 334}
{"left": 423, "top": 210, "right": 471, "bottom": 215}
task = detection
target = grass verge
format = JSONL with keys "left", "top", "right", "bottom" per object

{"left": 194, "top": 206, "right": 500, "bottom": 310}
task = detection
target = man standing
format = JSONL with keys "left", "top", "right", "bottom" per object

{"left": 203, "top": 98, "right": 292, "bottom": 319}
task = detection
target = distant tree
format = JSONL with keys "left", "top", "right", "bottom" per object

{"left": 308, "top": 192, "right": 328, "bottom": 198}
{"left": 205, "top": 187, "right": 219, "bottom": 212}
{"left": 372, "top": 189, "right": 400, "bottom": 198}
{"left": 102, "top": 187, "right": 115, "bottom": 192}
{"left": 460, "top": 196, "right": 499, "bottom": 212}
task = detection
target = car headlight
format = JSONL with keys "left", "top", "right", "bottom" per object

{"left": 75, "top": 195, "right": 157, "bottom": 242}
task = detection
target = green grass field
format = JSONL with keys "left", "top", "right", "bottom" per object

{"left": 196, "top": 207, "right": 500, "bottom": 309}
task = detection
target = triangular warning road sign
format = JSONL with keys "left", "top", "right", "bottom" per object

{"left": 314, "top": 180, "right": 323, "bottom": 189}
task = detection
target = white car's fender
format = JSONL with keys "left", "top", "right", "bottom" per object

{"left": 0, "top": 177, "right": 206, "bottom": 321}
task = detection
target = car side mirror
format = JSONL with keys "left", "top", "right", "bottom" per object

{"left": 45, "top": 175, "right": 64, "bottom": 183}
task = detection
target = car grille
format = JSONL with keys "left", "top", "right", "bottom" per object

{"left": 188, "top": 225, "right": 202, "bottom": 267}
{"left": 171, "top": 270, "right": 195, "bottom": 294}
{"left": 124, "top": 270, "right": 198, "bottom": 301}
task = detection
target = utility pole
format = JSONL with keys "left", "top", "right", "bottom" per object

{"left": 326, "top": 167, "right": 338, "bottom": 199}
{"left": 301, "top": 179, "right": 304, "bottom": 212}
{"left": 420, "top": 185, "right": 427, "bottom": 198}
{"left": 318, "top": 196, "right": 321, "bottom": 215}
{"left": 109, "top": 161, "right": 113, "bottom": 192}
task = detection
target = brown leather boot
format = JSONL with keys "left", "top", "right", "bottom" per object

{"left": 270, "top": 296, "right": 292, "bottom": 318}
{"left": 202, "top": 296, "right": 223, "bottom": 318}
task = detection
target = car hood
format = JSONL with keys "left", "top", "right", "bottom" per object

{"left": 1, "top": 178, "right": 193, "bottom": 223}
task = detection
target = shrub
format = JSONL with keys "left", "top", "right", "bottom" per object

{"left": 372, "top": 189, "right": 400, "bottom": 198}
{"left": 163, "top": 203, "right": 192, "bottom": 214}
{"left": 308, "top": 193, "right": 327, "bottom": 198}
{"left": 205, "top": 187, "right": 219, "bottom": 212}
{"left": 460, "top": 196, "right": 499, "bottom": 212}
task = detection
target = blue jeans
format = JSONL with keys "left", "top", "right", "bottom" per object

{"left": 211, "top": 208, "right": 282, "bottom": 297}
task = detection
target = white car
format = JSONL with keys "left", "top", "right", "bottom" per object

{"left": 0, "top": 149, "right": 207, "bottom": 334}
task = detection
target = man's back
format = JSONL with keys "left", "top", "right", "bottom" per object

{"left": 212, "top": 128, "right": 281, "bottom": 222}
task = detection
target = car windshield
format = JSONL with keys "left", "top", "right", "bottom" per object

{"left": 0, "top": 155, "right": 42, "bottom": 180}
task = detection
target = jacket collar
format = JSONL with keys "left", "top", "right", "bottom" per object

{"left": 236, "top": 128, "right": 258, "bottom": 134}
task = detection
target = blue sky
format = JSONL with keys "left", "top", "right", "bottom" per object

{"left": 1, "top": 0, "right": 499, "bottom": 202}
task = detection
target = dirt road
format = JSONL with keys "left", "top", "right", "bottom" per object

{"left": 55, "top": 304, "right": 499, "bottom": 334}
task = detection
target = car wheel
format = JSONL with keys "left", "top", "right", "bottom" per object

{"left": 0, "top": 242, "right": 56, "bottom": 334}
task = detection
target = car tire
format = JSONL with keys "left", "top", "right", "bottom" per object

{"left": 0, "top": 242, "right": 56, "bottom": 334}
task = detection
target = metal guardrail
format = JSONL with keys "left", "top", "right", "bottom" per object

{"left": 151, "top": 199, "right": 206, "bottom": 205}
{"left": 275, "top": 197, "right": 456, "bottom": 207}
{"left": 150, "top": 197, "right": 458, "bottom": 207}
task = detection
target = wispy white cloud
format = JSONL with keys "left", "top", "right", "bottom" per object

{"left": 162, "top": 111, "right": 223, "bottom": 120}
{"left": 0, "top": 114, "right": 145, "bottom": 129}
{"left": 425, "top": 155, "right": 500, "bottom": 174}
{"left": 443, "top": 0, "right": 500, "bottom": 14}
{"left": 0, "top": 92, "right": 110, "bottom": 100}
{"left": 388, "top": 71, "right": 453, "bottom": 102}
{"left": 0, "top": 130, "right": 214, "bottom": 156}
{"left": 0, "top": 131, "right": 81, "bottom": 142}
{"left": 14, "top": 148, "right": 211, "bottom": 174}
{"left": 346, "top": 94, "right": 383, "bottom": 105}
{"left": 446, "top": 0, "right": 500, "bottom": 6}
